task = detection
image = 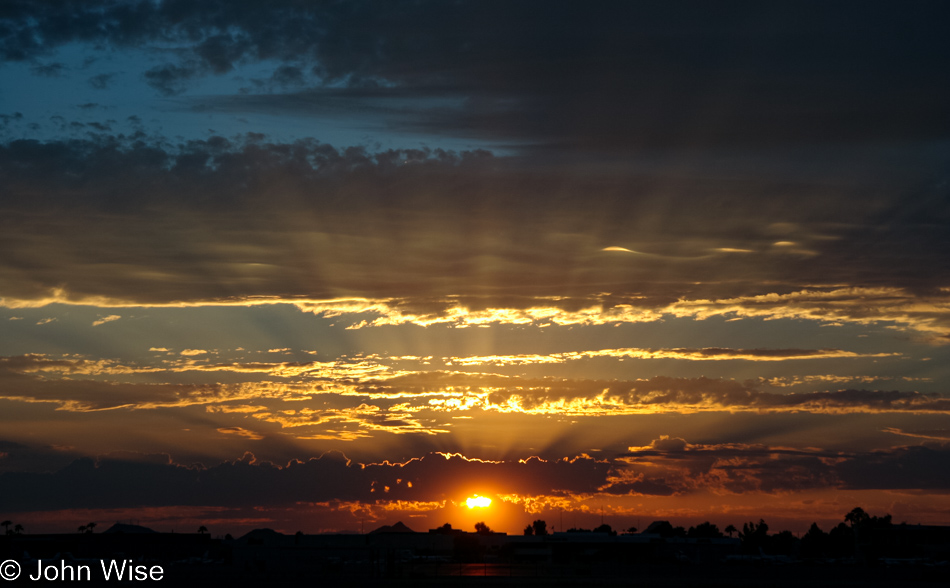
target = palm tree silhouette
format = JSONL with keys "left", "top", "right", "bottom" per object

{"left": 0, "top": 521, "right": 10, "bottom": 535}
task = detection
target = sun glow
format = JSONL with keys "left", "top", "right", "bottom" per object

{"left": 466, "top": 495, "right": 492, "bottom": 509}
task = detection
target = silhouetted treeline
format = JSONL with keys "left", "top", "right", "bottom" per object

{"left": 2, "top": 507, "right": 949, "bottom": 587}
{"left": 564, "top": 524, "right": 617, "bottom": 536}
{"left": 522, "top": 519, "right": 548, "bottom": 536}
{"left": 517, "top": 507, "right": 913, "bottom": 560}
{"left": 734, "top": 507, "right": 898, "bottom": 558}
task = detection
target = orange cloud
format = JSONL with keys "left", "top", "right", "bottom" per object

{"left": 446, "top": 347, "right": 896, "bottom": 365}
{"left": 179, "top": 349, "right": 210, "bottom": 356}
{"left": 1, "top": 356, "right": 945, "bottom": 429}
{"left": 3, "top": 285, "right": 950, "bottom": 340}
{"left": 92, "top": 314, "right": 121, "bottom": 326}
{"left": 217, "top": 427, "right": 264, "bottom": 440}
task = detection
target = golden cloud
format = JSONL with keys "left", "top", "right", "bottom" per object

{"left": 446, "top": 347, "right": 897, "bottom": 366}
{"left": 3, "top": 286, "right": 950, "bottom": 339}
{"left": 92, "top": 314, "right": 121, "bottom": 326}
{"left": 217, "top": 426, "right": 264, "bottom": 440}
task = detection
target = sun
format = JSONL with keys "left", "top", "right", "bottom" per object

{"left": 465, "top": 495, "right": 492, "bottom": 509}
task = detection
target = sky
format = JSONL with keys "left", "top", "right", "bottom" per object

{"left": 2, "top": 0, "right": 950, "bottom": 537}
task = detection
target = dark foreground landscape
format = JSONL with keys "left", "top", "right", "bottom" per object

{"left": 2, "top": 517, "right": 948, "bottom": 587}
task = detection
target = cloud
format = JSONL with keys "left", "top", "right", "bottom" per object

{"left": 4, "top": 440, "right": 949, "bottom": 514}
{"left": 1, "top": 355, "right": 946, "bottom": 423}
{"left": 4, "top": 2, "right": 949, "bottom": 151}
{"left": 0, "top": 355, "right": 444, "bottom": 437}
{"left": 217, "top": 427, "right": 264, "bottom": 440}
{"left": 0, "top": 450, "right": 611, "bottom": 513}
{"left": 759, "top": 375, "right": 931, "bottom": 388}
{"left": 144, "top": 63, "right": 202, "bottom": 96}
{"left": 446, "top": 347, "right": 898, "bottom": 366}
{"left": 836, "top": 445, "right": 950, "bottom": 491}
{"left": 667, "top": 288, "right": 950, "bottom": 340}
{"left": 88, "top": 73, "right": 116, "bottom": 90}
{"left": 0, "top": 440, "right": 80, "bottom": 475}
{"left": 4, "top": 354, "right": 946, "bottom": 418}
{"left": 293, "top": 292, "right": 950, "bottom": 338}
{"left": 882, "top": 428, "right": 950, "bottom": 442}
{"left": 244, "top": 65, "right": 309, "bottom": 92}
{"left": 92, "top": 314, "right": 120, "bottom": 326}
{"left": 0, "top": 135, "right": 947, "bottom": 341}
{"left": 629, "top": 435, "right": 688, "bottom": 453}
{"left": 0, "top": 131, "right": 950, "bottom": 342}
{"left": 397, "top": 373, "right": 950, "bottom": 416}
{"left": 0, "top": 354, "right": 158, "bottom": 376}
{"left": 608, "top": 436, "right": 950, "bottom": 496}
{"left": 245, "top": 403, "right": 449, "bottom": 437}
{"left": 31, "top": 62, "right": 66, "bottom": 77}
{"left": 0, "top": 357, "right": 308, "bottom": 411}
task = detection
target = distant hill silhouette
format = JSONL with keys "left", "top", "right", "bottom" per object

{"left": 103, "top": 523, "right": 157, "bottom": 534}
{"left": 237, "top": 528, "right": 283, "bottom": 542}
{"left": 369, "top": 521, "right": 415, "bottom": 534}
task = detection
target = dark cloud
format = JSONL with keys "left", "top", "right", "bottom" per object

{"left": 194, "top": 32, "right": 252, "bottom": 75}
{"left": 0, "top": 112, "right": 23, "bottom": 124}
{"left": 0, "top": 371, "right": 234, "bottom": 412}
{"left": 604, "top": 478, "right": 679, "bottom": 497}
{"left": 268, "top": 65, "right": 305, "bottom": 88}
{"left": 0, "top": 355, "right": 272, "bottom": 411}
{"left": 0, "top": 440, "right": 83, "bottom": 475}
{"left": 0, "top": 1, "right": 947, "bottom": 529}
{"left": 836, "top": 444, "right": 950, "bottom": 490}
{"left": 144, "top": 62, "right": 202, "bottom": 96}
{"left": 619, "top": 439, "right": 843, "bottom": 494}
{"left": 5, "top": 439, "right": 948, "bottom": 513}
{"left": 0, "top": 135, "right": 947, "bottom": 327}
{"left": 88, "top": 72, "right": 115, "bottom": 89}
{"left": 609, "top": 436, "right": 950, "bottom": 496}
{"left": 3, "top": 2, "right": 949, "bottom": 150}
{"left": 241, "top": 65, "right": 309, "bottom": 93}
{"left": 0, "top": 450, "right": 609, "bottom": 512}
{"left": 31, "top": 62, "right": 66, "bottom": 77}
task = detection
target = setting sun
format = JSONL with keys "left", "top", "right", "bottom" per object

{"left": 466, "top": 495, "right": 492, "bottom": 509}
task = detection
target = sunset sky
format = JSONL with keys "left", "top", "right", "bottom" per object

{"left": 2, "top": 1, "right": 950, "bottom": 536}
